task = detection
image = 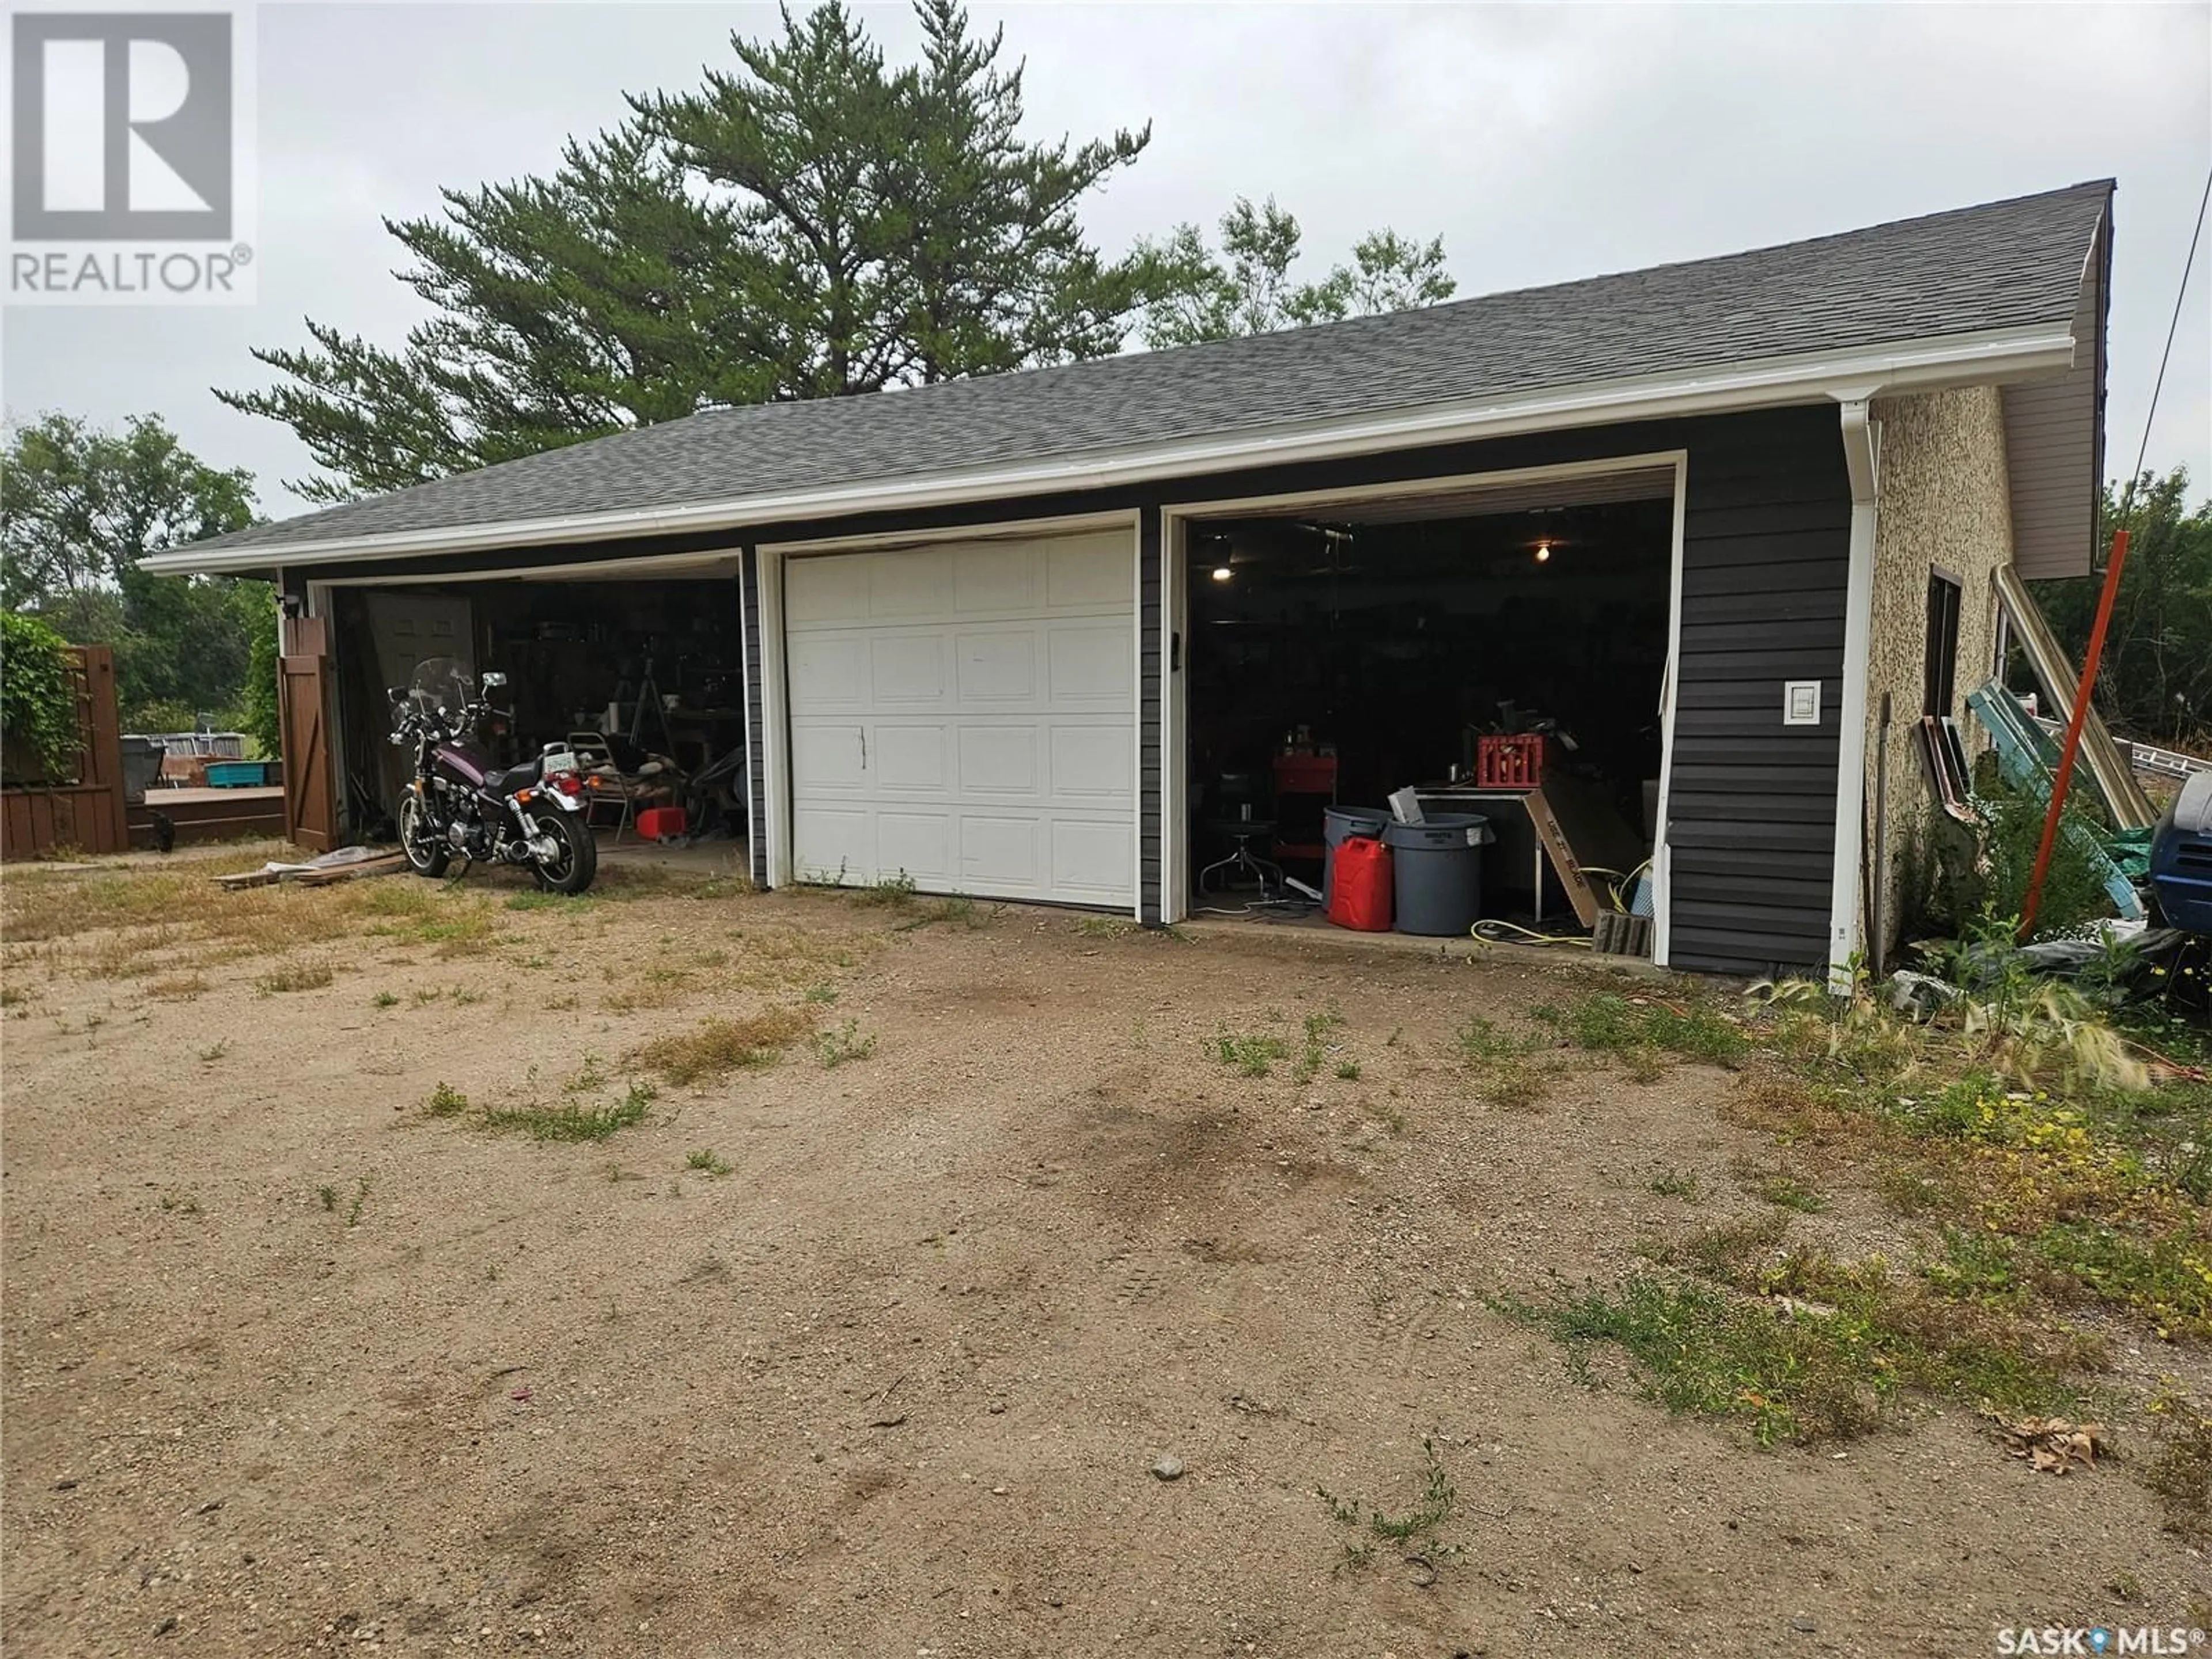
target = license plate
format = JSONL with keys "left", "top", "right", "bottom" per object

{"left": 540, "top": 749, "right": 577, "bottom": 776}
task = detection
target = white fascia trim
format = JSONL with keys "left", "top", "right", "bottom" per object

{"left": 147, "top": 324, "right": 2077, "bottom": 577}
{"left": 1828, "top": 395, "right": 1883, "bottom": 984}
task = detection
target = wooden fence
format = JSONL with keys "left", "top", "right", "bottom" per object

{"left": 1, "top": 645, "right": 130, "bottom": 860}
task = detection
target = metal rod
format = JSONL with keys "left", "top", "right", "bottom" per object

{"left": 2020, "top": 528, "right": 2131, "bottom": 938}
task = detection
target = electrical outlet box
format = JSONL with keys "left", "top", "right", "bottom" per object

{"left": 1783, "top": 680, "right": 1822, "bottom": 726}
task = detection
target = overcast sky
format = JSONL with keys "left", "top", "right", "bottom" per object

{"left": 3, "top": 2, "right": 2207, "bottom": 523}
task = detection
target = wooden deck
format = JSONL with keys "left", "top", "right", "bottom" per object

{"left": 130, "top": 786, "right": 287, "bottom": 849}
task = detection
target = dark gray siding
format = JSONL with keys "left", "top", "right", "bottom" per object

{"left": 1138, "top": 509, "right": 1162, "bottom": 923}
{"left": 1665, "top": 411, "right": 1849, "bottom": 974}
{"left": 738, "top": 549, "right": 768, "bottom": 890}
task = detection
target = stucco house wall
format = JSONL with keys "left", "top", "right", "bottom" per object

{"left": 1862, "top": 384, "right": 2016, "bottom": 954}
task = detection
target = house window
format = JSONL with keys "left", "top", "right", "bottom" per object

{"left": 1924, "top": 571, "right": 1963, "bottom": 718}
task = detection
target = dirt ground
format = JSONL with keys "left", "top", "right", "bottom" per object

{"left": 2, "top": 849, "right": 2205, "bottom": 1657}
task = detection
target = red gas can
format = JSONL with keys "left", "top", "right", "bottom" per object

{"left": 1327, "top": 836, "right": 1393, "bottom": 931}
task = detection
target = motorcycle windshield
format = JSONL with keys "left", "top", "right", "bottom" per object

{"left": 408, "top": 657, "right": 476, "bottom": 727}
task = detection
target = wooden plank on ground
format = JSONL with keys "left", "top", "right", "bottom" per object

{"left": 291, "top": 853, "right": 407, "bottom": 887}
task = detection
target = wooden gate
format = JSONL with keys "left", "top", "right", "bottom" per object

{"left": 278, "top": 616, "right": 338, "bottom": 851}
{"left": 0, "top": 645, "right": 130, "bottom": 860}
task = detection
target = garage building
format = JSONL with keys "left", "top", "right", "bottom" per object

{"left": 151, "top": 181, "right": 2115, "bottom": 977}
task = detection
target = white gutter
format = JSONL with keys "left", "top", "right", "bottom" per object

{"left": 146, "top": 323, "right": 2077, "bottom": 577}
{"left": 1828, "top": 393, "right": 1883, "bottom": 986}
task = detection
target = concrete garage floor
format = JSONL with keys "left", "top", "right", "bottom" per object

{"left": 0, "top": 851, "right": 2200, "bottom": 1658}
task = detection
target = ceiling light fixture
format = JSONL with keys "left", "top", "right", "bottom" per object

{"left": 1533, "top": 541, "right": 1552, "bottom": 564}
{"left": 1211, "top": 565, "right": 1233, "bottom": 582}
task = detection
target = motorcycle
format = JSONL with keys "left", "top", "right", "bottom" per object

{"left": 388, "top": 657, "right": 598, "bottom": 895}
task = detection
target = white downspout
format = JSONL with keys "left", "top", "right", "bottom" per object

{"left": 1828, "top": 393, "right": 1882, "bottom": 986}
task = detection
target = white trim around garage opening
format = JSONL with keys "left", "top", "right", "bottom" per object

{"left": 1157, "top": 450, "right": 1691, "bottom": 948}
{"left": 753, "top": 508, "right": 1147, "bottom": 908}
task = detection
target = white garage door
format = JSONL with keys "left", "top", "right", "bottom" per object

{"left": 783, "top": 528, "right": 1136, "bottom": 908}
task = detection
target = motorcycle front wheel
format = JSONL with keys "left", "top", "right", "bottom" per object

{"left": 398, "top": 791, "right": 450, "bottom": 877}
{"left": 529, "top": 810, "right": 597, "bottom": 895}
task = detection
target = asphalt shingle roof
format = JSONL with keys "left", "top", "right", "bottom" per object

{"left": 206, "top": 180, "right": 2109, "bottom": 556}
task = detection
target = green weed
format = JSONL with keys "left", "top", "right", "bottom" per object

{"left": 479, "top": 1081, "right": 657, "bottom": 1143}
{"left": 1212, "top": 1027, "right": 1290, "bottom": 1078}
{"left": 1533, "top": 993, "right": 1748, "bottom": 1067}
{"left": 814, "top": 1019, "right": 877, "bottom": 1069}
{"left": 423, "top": 1081, "right": 470, "bottom": 1119}
{"left": 1315, "top": 1437, "right": 1459, "bottom": 1570}
{"left": 684, "top": 1149, "right": 733, "bottom": 1177}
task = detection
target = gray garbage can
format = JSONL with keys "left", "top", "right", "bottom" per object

{"left": 1383, "top": 813, "right": 1494, "bottom": 936}
{"left": 118, "top": 736, "right": 166, "bottom": 804}
{"left": 1323, "top": 806, "right": 1391, "bottom": 907}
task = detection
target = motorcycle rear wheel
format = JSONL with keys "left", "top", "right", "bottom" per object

{"left": 529, "top": 810, "right": 597, "bottom": 895}
{"left": 398, "top": 791, "right": 450, "bottom": 877}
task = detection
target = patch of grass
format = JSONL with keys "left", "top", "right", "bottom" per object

{"left": 505, "top": 889, "right": 594, "bottom": 912}
{"left": 1456, "top": 1017, "right": 1536, "bottom": 1063}
{"left": 1683, "top": 1210, "right": 1790, "bottom": 1280}
{"left": 1749, "top": 1171, "right": 1828, "bottom": 1214}
{"left": 1075, "top": 916, "right": 1136, "bottom": 940}
{"left": 1533, "top": 992, "right": 1749, "bottom": 1068}
{"left": 157, "top": 1191, "right": 202, "bottom": 1217}
{"left": 479, "top": 1081, "right": 657, "bottom": 1143}
{"left": 1293, "top": 1010, "right": 1344, "bottom": 1083}
{"left": 853, "top": 870, "right": 917, "bottom": 909}
{"left": 1649, "top": 1168, "right": 1702, "bottom": 1200}
{"left": 896, "top": 894, "right": 989, "bottom": 931}
{"left": 146, "top": 974, "right": 206, "bottom": 1001}
{"left": 1455, "top": 1016, "right": 1556, "bottom": 1108}
{"left": 803, "top": 981, "right": 838, "bottom": 1005}
{"left": 1336, "top": 1061, "right": 1362, "bottom": 1081}
{"left": 196, "top": 1039, "right": 229, "bottom": 1064}
{"left": 1211, "top": 1026, "right": 1290, "bottom": 1078}
{"left": 604, "top": 964, "right": 697, "bottom": 1012}
{"left": 814, "top": 1018, "right": 876, "bottom": 1069}
{"left": 634, "top": 1008, "right": 816, "bottom": 1084}
{"left": 2145, "top": 1387, "right": 2212, "bottom": 1547}
{"left": 423, "top": 1081, "right": 470, "bottom": 1118}
{"left": 684, "top": 1149, "right": 733, "bottom": 1177}
{"left": 372, "top": 989, "right": 400, "bottom": 1009}
{"left": 1507, "top": 1274, "right": 1881, "bottom": 1445}
{"left": 317, "top": 1184, "right": 338, "bottom": 1212}
{"left": 346, "top": 1177, "right": 369, "bottom": 1228}
{"left": 256, "top": 958, "right": 333, "bottom": 995}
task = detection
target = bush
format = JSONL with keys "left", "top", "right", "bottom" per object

{"left": 1904, "top": 790, "right": 2113, "bottom": 943}
{"left": 1, "top": 612, "right": 81, "bottom": 782}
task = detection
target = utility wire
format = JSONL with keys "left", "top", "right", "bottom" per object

{"left": 2116, "top": 162, "right": 2211, "bottom": 532}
